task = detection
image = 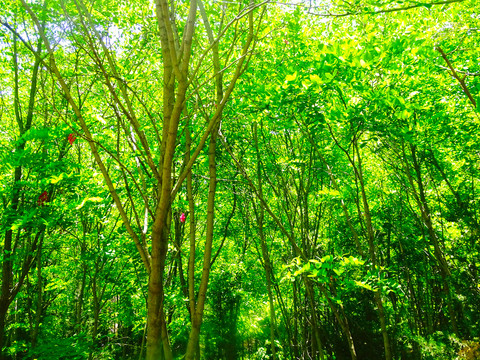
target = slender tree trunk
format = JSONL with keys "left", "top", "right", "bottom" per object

{"left": 270, "top": 278, "right": 295, "bottom": 360}
{"left": 261, "top": 233, "right": 277, "bottom": 360}
{"left": 292, "top": 281, "right": 300, "bottom": 360}
{"left": 304, "top": 278, "right": 325, "bottom": 360}
{"left": 186, "top": 117, "right": 196, "bottom": 322}
{"left": 408, "top": 145, "right": 458, "bottom": 335}
{"left": 184, "top": 126, "right": 218, "bottom": 360}
{"left": 31, "top": 235, "right": 44, "bottom": 348}
{"left": 353, "top": 141, "right": 392, "bottom": 360}
{"left": 75, "top": 241, "right": 88, "bottom": 333}
{"left": 253, "top": 122, "right": 277, "bottom": 359}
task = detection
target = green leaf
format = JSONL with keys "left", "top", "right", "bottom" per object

{"left": 309, "top": 74, "right": 321, "bottom": 85}
{"left": 333, "top": 268, "right": 344, "bottom": 276}
{"left": 76, "top": 197, "right": 104, "bottom": 210}
{"left": 286, "top": 72, "right": 297, "bottom": 82}
{"left": 354, "top": 280, "right": 373, "bottom": 291}
{"left": 49, "top": 173, "right": 64, "bottom": 184}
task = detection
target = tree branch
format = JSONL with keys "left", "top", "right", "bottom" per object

{"left": 437, "top": 46, "right": 477, "bottom": 108}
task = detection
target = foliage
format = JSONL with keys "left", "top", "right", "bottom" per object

{"left": 1, "top": 0, "right": 480, "bottom": 359}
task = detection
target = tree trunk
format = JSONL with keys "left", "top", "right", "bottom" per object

{"left": 147, "top": 227, "right": 171, "bottom": 360}
{"left": 407, "top": 144, "right": 458, "bottom": 335}
{"left": 75, "top": 242, "right": 88, "bottom": 333}
{"left": 184, "top": 126, "right": 218, "bottom": 360}
{"left": 304, "top": 278, "right": 325, "bottom": 360}
{"left": 0, "top": 303, "right": 9, "bottom": 360}
{"left": 253, "top": 122, "right": 277, "bottom": 360}
{"left": 351, "top": 141, "right": 392, "bottom": 360}
{"left": 31, "top": 236, "right": 44, "bottom": 348}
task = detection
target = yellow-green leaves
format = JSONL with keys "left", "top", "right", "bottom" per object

{"left": 309, "top": 74, "right": 322, "bottom": 86}
{"left": 285, "top": 72, "right": 297, "bottom": 82}
{"left": 49, "top": 173, "right": 64, "bottom": 184}
{"left": 76, "top": 196, "right": 104, "bottom": 210}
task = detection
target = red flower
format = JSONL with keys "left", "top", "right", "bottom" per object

{"left": 180, "top": 213, "right": 186, "bottom": 223}
{"left": 37, "top": 191, "right": 48, "bottom": 206}
{"left": 68, "top": 133, "right": 76, "bottom": 145}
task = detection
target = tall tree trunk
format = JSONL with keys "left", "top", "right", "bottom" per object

{"left": 353, "top": 141, "right": 392, "bottom": 360}
{"left": 31, "top": 235, "right": 44, "bottom": 348}
{"left": 407, "top": 145, "right": 458, "bottom": 335}
{"left": 260, "top": 228, "right": 278, "bottom": 360}
{"left": 146, "top": 228, "right": 171, "bottom": 360}
{"left": 304, "top": 278, "right": 325, "bottom": 360}
{"left": 75, "top": 239, "right": 88, "bottom": 334}
{"left": 253, "top": 122, "right": 277, "bottom": 360}
{"left": 292, "top": 282, "right": 300, "bottom": 360}
{"left": 184, "top": 126, "right": 218, "bottom": 360}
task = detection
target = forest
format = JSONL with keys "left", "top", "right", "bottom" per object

{"left": 0, "top": 0, "right": 479, "bottom": 359}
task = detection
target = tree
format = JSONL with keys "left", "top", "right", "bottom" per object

{"left": 1, "top": 0, "right": 480, "bottom": 359}
{"left": 16, "top": 0, "right": 267, "bottom": 358}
